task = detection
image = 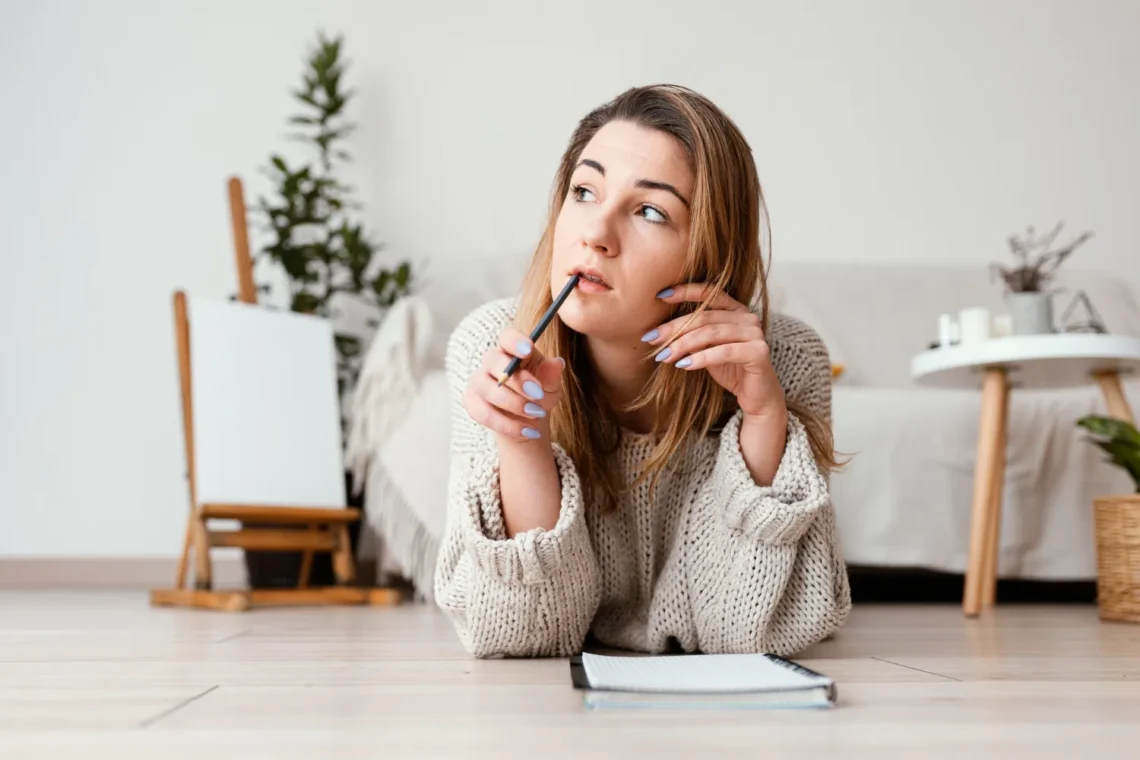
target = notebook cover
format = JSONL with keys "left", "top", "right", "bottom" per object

{"left": 569, "top": 651, "right": 837, "bottom": 704}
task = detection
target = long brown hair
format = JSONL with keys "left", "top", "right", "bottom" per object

{"left": 516, "top": 84, "right": 838, "bottom": 511}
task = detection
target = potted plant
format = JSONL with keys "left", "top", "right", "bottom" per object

{"left": 240, "top": 31, "right": 414, "bottom": 587}
{"left": 1076, "top": 414, "right": 1140, "bottom": 623}
{"left": 990, "top": 221, "right": 1093, "bottom": 335}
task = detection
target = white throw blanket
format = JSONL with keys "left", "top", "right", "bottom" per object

{"left": 345, "top": 295, "right": 452, "bottom": 598}
{"left": 345, "top": 295, "right": 442, "bottom": 487}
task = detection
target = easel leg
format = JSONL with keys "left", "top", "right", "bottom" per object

{"left": 964, "top": 368, "right": 1007, "bottom": 617}
{"left": 981, "top": 380, "right": 1010, "bottom": 608}
{"left": 176, "top": 516, "right": 194, "bottom": 590}
{"left": 192, "top": 511, "right": 213, "bottom": 590}
{"left": 331, "top": 524, "right": 355, "bottom": 585}
{"left": 298, "top": 526, "right": 317, "bottom": 589}
{"left": 1094, "top": 371, "right": 1136, "bottom": 424}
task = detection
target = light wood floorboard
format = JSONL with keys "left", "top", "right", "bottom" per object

{"left": 0, "top": 591, "right": 1138, "bottom": 758}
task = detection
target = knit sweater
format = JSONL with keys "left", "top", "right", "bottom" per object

{"left": 432, "top": 298, "right": 851, "bottom": 658}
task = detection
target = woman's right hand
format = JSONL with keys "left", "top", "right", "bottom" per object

{"left": 463, "top": 327, "right": 565, "bottom": 443}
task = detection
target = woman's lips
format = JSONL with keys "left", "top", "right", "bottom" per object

{"left": 574, "top": 273, "right": 612, "bottom": 294}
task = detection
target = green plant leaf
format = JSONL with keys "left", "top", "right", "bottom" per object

{"left": 335, "top": 334, "right": 361, "bottom": 359}
{"left": 1092, "top": 444, "right": 1140, "bottom": 489}
{"left": 1076, "top": 415, "right": 1140, "bottom": 446}
{"left": 291, "top": 290, "right": 321, "bottom": 314}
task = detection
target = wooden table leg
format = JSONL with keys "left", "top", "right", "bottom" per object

{"left": 1093, "top": 371, "right": 1135, "bottom": 425}
{"left": 964, "top": 368, "right": 1008, "bottom": 617}
{"left": 981, "top": 380, "right": 1010, "bottom": 608}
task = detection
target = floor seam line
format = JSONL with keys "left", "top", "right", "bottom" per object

{"left": 871, "top": 656, "right": 962, "bottom": 682}
{"left": 138, "top": 685, "right": 220, "bottom": 728}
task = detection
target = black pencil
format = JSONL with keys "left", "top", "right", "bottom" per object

{"left": 497, "top": 273, "right": 581, "bottom": 386}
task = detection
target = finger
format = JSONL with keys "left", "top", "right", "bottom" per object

{"left": 653, "top": 323, "right": 765, "bottom": 365}
{"left": 641, "top": 309, "right": 761, "bottom": 346}
{"left": 464, "top": 391, "right": 545, "bottom": 442}
{"left": 672, "top": 340, "right": 770, "bottom": 371}
{"left": 496, "top": 326, "right": 545, "bottom": 365}
{"left": 472, "top": 372, "right": 549, "bottom": 421}
{"left": 481, "top": 349, "right": 548, "bottom": 403}
{"left": 656, "top": 282, "right": 749, "bottom": 312}
{"left": 532, "top": 357, "right": 566, "bottom": 398}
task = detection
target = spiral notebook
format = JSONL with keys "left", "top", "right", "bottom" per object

{"left": 570, "top": 651, "right": 836, "bottom": 710}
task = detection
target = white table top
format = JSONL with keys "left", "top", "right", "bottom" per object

{"left": 911, "top": 333, "right": 1140, "bottom": 390}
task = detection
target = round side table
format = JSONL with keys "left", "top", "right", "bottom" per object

{"left": 910, "top": 333, "right": 1140, "bottom": 618}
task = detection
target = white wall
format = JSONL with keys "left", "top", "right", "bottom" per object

{"left": 3, "top": 0, "right": 1138, "bottom": 558}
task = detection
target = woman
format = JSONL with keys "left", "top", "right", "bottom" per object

{"left": 433, "top": 84, "right": 851, "bottom": 658}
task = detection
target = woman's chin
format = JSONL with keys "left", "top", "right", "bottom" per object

{"left": 557, "top": 298, "right": 627, "bottom": 338}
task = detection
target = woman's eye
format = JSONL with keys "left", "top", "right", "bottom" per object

{"left": 640, "top": 205, "right": 667, "bottom": 224}
{"left": 572, "top": 185, "right": 596, "bottom": 202}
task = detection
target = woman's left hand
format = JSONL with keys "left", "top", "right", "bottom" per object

{"left": 644, "top": 283, "right": 786, "bottom": 420}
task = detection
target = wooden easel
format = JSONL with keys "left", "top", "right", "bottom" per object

{"left": 150, "top": 177, "right": 399, "bottom": 611}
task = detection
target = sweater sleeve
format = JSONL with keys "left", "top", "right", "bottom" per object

{"left": 685, "top": 336, "right": 851, "bottom": 656}
{"left": 431, "top": 301, "right": 602, "bottom": 658}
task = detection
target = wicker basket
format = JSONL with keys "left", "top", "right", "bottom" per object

{"left": 1093, "top": 494, "right": 1140, "bottom": 624}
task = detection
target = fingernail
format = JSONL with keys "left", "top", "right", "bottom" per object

{"left": 641, "top": 328, "right": 659, "bottom": 342}
{"left": 522, "top": 427, "right": 541, "bottom": 440}
{"left": 523, "top": 380, "right": 544, "bottom": 400}
{"left": 656, "top": 288, "right": 674, "bottom": 299}
{"left": 515, "top": 340, "right": 532, "bottom": 357}
{"left": 655, "top": 347, "right": 672, "bottom": 362}
{"left": 555, "top": 357, "right": 566, "bottom": 368}
{"left": 675, "top": 357, "right": 692, "bottom": 369}
{"left": 524, "top": 402, "right": 546, "bottom": 418}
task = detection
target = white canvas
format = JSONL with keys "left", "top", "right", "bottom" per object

{"left": 187, "top": 297, "right": 346, "bottom": 509}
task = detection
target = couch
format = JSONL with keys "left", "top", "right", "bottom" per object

{"left": 346, "top": 256, "right": 1140, "bottom": 599}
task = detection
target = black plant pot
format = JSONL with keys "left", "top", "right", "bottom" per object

{"left": 243, "top": 470, "right": 366, "bottom": 589}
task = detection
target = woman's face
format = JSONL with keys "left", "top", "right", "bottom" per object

{"left": 550, "top": 120, "right": 693, "bottom": 342}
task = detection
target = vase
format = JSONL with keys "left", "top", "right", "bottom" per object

{"left": 1006, "top": 291, "right": 1054, "bottom": 335}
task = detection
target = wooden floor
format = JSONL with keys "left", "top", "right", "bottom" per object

{"left": 1, "top": 592, "right": 1139, "bottom": 758}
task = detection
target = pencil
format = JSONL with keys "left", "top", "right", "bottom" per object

{"left": 497, "top": 273, "right": 581, "bottom": 386}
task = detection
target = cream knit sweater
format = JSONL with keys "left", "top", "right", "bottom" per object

{"left": 433, "top": 298, "right": 851, "bottom": 658}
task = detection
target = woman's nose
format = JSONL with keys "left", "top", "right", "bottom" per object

{"left": 581, "top": 214, "right": 617, "bottom": 257}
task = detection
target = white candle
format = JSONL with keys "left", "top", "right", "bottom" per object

{"left": 958, "top": 307, "right": 991, "bottom": 344}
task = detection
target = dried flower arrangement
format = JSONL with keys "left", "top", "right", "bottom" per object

{"left": 990, "top": 221, "right": 1094, "bottom": 293}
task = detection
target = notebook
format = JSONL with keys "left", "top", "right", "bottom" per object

{"left": 570, "top": 651, "right": 836, "bottom": 710}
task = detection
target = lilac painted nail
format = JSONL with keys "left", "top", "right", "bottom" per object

{"left": 675, "top": 357, "right": 692, "bottom": 369}
{"left": 523, "top": 381, "right": 544, "bottom": 400}
{"left": 522, "top": 427, "right": 541, "bottom": 440}
{"left": 515, "top": 339, "right": 532, "bottom": 357}
{"left": 655, "top": 347, "right": 672, "bottom": 362}
{"left": 524, "top": 402, "right": 546, "bottom": 418}
{"left": 656, "top": 287, "right": 675, "bottom": 299}
{"left": 641, "top": 328, "right": 659, "bottom": 342}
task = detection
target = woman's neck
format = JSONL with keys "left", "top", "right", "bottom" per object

{"left": 585, "top": 334, "right": 657, "bottom": 434}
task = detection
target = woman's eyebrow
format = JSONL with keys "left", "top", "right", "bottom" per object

{"left": 578, "top": 158, "right": 605, "bottom": 175}
{"left": 635, "top": 178, "right": 689, "bottom": 208}
{"left": 576, "top": 158, "right": 690, "bottom": 208}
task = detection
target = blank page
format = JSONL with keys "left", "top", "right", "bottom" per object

{"left": 581, "top": 652, "right": 831, "bottom": 693}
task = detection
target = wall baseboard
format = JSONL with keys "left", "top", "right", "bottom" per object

{"left": 0, "top": 558, "right": 246, "bottom": 589}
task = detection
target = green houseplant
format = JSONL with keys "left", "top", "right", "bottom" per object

{"left": 1077, "top": 415, "right": 1140, "bottom": 492}
{"left": 242, "top": 31, "right": 413, "bottom": 588}
{"left": 250, "top": 31, "right": 412, "bottom": 408}
{"left": 1076, "top": 415, "right": 1140, "bottom": 623}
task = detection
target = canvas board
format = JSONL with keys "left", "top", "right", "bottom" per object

{"left": 187, "top": 297, "right": 346, "bottom": 508}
